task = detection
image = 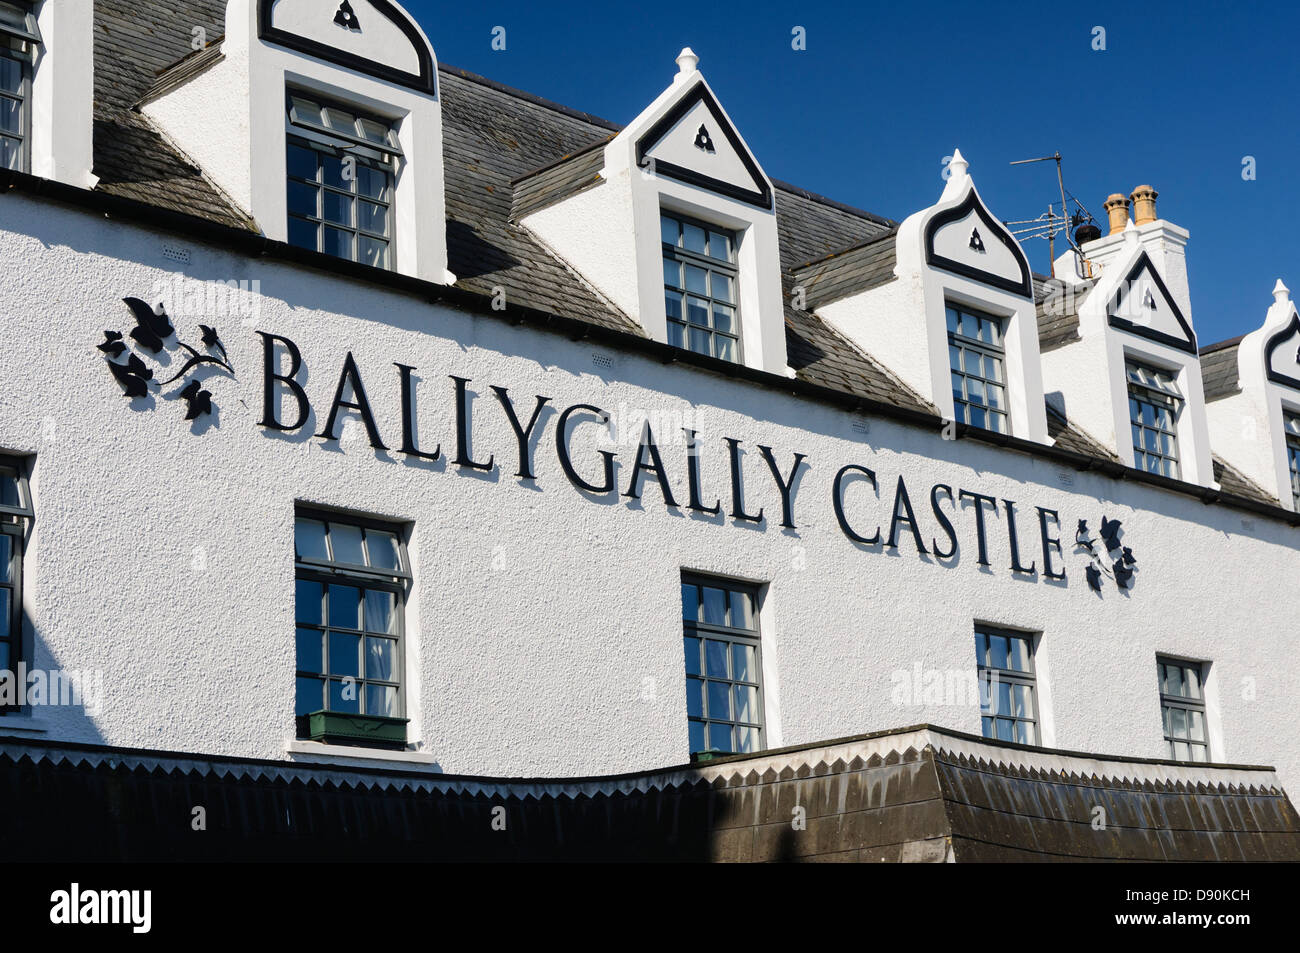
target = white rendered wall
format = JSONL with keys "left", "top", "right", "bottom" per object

{"left": 1, "top": 196, "right": 1298, "bottom": 793}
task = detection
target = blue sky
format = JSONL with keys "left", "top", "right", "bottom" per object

{"left": 406, "top": 0, "right": 1300, "bottom": 346}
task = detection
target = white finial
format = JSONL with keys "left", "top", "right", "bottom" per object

{"left": 1272, "top": 278, "right": 1290, "bottom": 304}
{"left": 675, "top": 48, "right": 699, "bottom": 78}
{"left": 949, "top": 147, "right": 969, "bottom": 179}
{"left": 1123, "top": 218, "right": 1139, "bottom": 247}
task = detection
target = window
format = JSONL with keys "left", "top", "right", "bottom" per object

{"left": 1157, "top": 657, "right": 1209, "bottom": 762}
{"left": 975, "top": 626, "right": 1037, "bottom": 745}
{"left": 294, "top": 510, "right": 410, "bottom": 744}
{"left": 681, "top": 575, "right": 763, "bottom": 757}
{"left": 285, "top": 93, "right": 400, "bottom": 269}
{"left": 0, "top": 1, "right": 39, "bottom": 172}
{"left": 947, "top": 304, "right": 1008, "bottom": 434}
{"left": 1285, "top": 412, "right": 1300, "bottom": 510}
{"left": 1127, "top": 361, "right": 1182, "bottom": 478}
{"left": 0, "top": 458, "right": 32, "bottom": 707}
{"left": 662, "top": 212, "right": 740, "bottom": 362}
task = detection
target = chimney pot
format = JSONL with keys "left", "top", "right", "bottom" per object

{"left": 1131, "top": 184, "right": 1158, "bottom": 225}
{"left": 1103, "top": 193, "right": 1131, "bottom": 236}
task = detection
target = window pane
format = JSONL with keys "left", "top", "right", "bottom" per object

{"left": 708, "top": 722, "right": 733, "bottom": 753}
{"left": 0, "top": 135, "right": 19, "bottom": 171}
{"left": 715, "top": 335, "right": 736, "bottom": 363}
{"left": 689, "top": 720, "right": 707, "bottom": 753}
{"left": 988, "top": 634, "right": 1009, "bottom": 669}
{"left": 367, "top": 530, "right": 401, "bottom": 571}
{"left": 328, "top": 679, "right": 361, "bottom": 713}
{"left": 734, "top": 684, "right": 759, "bottom": 722}
{"left": 729, "top": 590, "right": 753, "bottom": 630}
{"left": 713, "top": 304, "right": 734, "bottom": 335}
{"left": 683, "top": 223, "right": 707, "bottom": 254}
{"left": 295, "top": 518, "right": 328, "bottom": 561}
{"left": 683, "top": 637, "right": 700, "bottom": 676}
{"left": 707, "top": 680, "right": 731, "bottom": 720}
{"left": 685, "top": 677, "right": 704, "bottom": 717}
{"left": 295, "top": 580, "right": 323, "bottom": 626}
{"left": 328, "top": 585, "right": 361, "bottom": 630}
{"left": 686, "top": 296, "right": 709, "bottom": 326}
{"left": 663, "top": 258, "right": 681, "bottom": 288}
{"left": 1169, "top": 706, "right": 1186, "bottom": 738}
{"left": 357, "top": 165, "right": 388, "bottom": 200}
{"left": 366, "top": 638, "right": 398, "bottom": 682}
{"left": 358, "top": 200, "right": 387, "bottom": 235}
{"left": 1012, "top": 684, "right": 1033, "bottom": 718}
{"left": 330, "top": 523, "right": 365, "bottom": 565}
{"left": 287, "top": 216, "right": 318, "bottom": 251}
{"left": 667, "top": 321, "right": 685, "bottom": 348}
{"left": 1185, "top": 665, "right": 1201, "bottom": 699}
{"left": 295, "top": 628, "right": 323, "bottom": 674}
{"left": 329, "top": 632, "right": 361, "bottom": 678}
{"left": 660, "top": 215, "right": 677, "bottom": 245}
{"left": 287, "top": 180, "right": 317, "bottom": 218}
{"left": 712, "top": 273, "right": 734, "bottom": 305}
{"left": 684, "top": 264, "right": 707, "bottom": 295}
{"left": 702, "top": 587, "right": 727, "bottom": 625}
{"left": 296, "top": 676, "right": 324, "bottom": 716}
{"left": 681, "top": 583, "right": 698, "bottom": 622}
{"left": 320, "top": 153, "right": 346, "bottom": 189}
{"left": 996, "top": 719, "right": 1013, "bottom": 742}
{"left": 734, "top": 725, "right": 758, "bottom": 753}
{"left": 708, "top": 230, "right": 731, "bottom": 262}
{"left": 1014, "top": 721, "right": 1031, "bottom": 744}
{"left": 705, "top": 639, "right": 728, "bottom": 677}
{"left": 356, "top": 117, "right": 389, "bottom": 144}
{"left": 0, "top": 533, "right": 9, "bottom": 583}
{"left": 665, "top": 292, "right": 683, "bottom": 322}
{"left": 688, "top": 327, "right": 710, "bottom": 355}
{"left": 287, "top": 143, "right": 317, "bottom": 181}
{"left": 732, "top": 643, "right": 755, "bottom": 681}
{"left": 363, "top": 589, "right": 395, "bottom": 634}
{"left": 365, "top": 683, "right": 399, "bottom": 717}
{"left": 0, "top": 56, "right": 21, "bottom": 94}
{"left": 0, "top": 95, "right": 17, "bottom": 134}
{"left": 359, "top": 236, "right": 388, "bottom": 269}
{"left": 945, "top": 307, "right": 960, "bottom": 334}
{"left": 1008, "top": 636, "right": 1031, "bottom": 672}
{"left": 1189, "top": 709, "right": 1205, "bottom": 742}
{"left": 322, "top": 190, "right": 352, "bottom": 226}
{"left": 996, "top": 680, "right": 1012, "bottom": 717}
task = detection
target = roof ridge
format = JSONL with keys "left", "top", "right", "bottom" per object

{"left": 1199, "top": 334, "right": 1246, "bottom": 355}
{"left": 438, "top": 62, "right": 622, "bottom": 131}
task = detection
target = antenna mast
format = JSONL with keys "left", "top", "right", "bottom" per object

{"left": 1005, "top": 152, "right": 1097, "bottom": 279}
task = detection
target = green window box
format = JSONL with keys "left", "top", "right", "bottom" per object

{"left": 307, "top": 711, "right": 408, "bottom": 748}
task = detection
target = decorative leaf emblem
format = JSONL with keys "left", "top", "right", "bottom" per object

{"left": 334, "top": 0, "right": 361, "bottom": 30}
{"left": 99, "top": 297, "right": 236, "bottom": 427}
{"left": 969, "top": 228, "right": 985, "bottom": 252}
{"left": 693, "top": 125, "right": 715, "bottom": 154}
{"left": 1077, "top": 514, "right": 1137, "bottom": 592}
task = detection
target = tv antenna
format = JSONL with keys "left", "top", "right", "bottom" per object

{"left": 1004, "top": 152, "right": 1099, "bottom": 279}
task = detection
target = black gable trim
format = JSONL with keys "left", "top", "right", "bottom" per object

{"left": 257, "top": 0, "right": 437, "bottom": 95}
{"left": 1264, "top": 312, "right": 1300, "bottom": 390}
{"left": 923, "top": 188, "right": 1033, "bottom": 298}
{"left": 1106, "top": 251, "right": 1197, "bottom": 355}
{"left": 634, "top": 81, "right": 771, "bottom": 210}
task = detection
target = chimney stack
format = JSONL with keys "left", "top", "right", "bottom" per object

{"left": 1131, "top": 184, "right": 1158, "bottom": 225}
{"left": 1104, "top": 193, "right": 1131, "bottom": 235}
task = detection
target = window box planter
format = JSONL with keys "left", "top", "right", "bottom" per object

{"left": 307, "top": 711, "right": 408, "bottom": 748}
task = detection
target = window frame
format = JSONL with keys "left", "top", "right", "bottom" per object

{"left": 0, "top": 457, "right": 32, "bottom": 712}
{"left": 661, "top": 211, "right": 742, "bottom": 364}
{"left": 1283, "top": 411, "right": 1300, "bottom": 511}
{"left": 285, "top": 90, "right": 400, "bottom": 270}
{"left": 1126, "top": 359, "right": 1183, "bottom": 479}
{"left": 1156, "top": 656, "right": 1211, "bottom": 763}
{"left": 0, "top": 1, "right": 40, "bottom": 174}
{"left": 293, "top": 507, "right": 411, "bottom": 742}
{"left": 946, "top": 303, "right": 1009, "bottom": 434}
{"left": 975, "top": 624, "right": 1039, "bottom": 746}
{"left": 680, "top": 572, "right": 765, "bottom": 759}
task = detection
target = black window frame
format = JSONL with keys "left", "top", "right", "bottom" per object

{"left": 0, "top": 1, "right": 40, "bottom": 174}
{"left": 1126, "top": 359, "right": 1183, "bottom": 479}
{"left": 681, "top": 573, "right": 765, "bottom": 759}
{"left": 975, "top": 624, "right": 1039, "bottom": 746}
{"left": 285, "top": 90, "right": 400, "bottom": 270}
{"left": 0, "top": 456, "right": 33, "bottom": 713}
{"left": 1157, "top": 656, "right": 1210, "bottom": 763}
{"left": 294, "top": 507, "right": 412, "bottom": 746}
{"left": 946, "top": 303, "right": 1009, "bottom": 434}
{"left": 661, "top": 211, "right": 742, "bottom": 364}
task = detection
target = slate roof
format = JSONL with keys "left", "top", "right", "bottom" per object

{"left": 1035, "top": 274, "right": 1092, "bottom": 352}
{"left": 82, "top": 0, "right": 1283, "bottom": 509}
{"left": 1201, "top": 337, "right": 1244, "bottom": 401}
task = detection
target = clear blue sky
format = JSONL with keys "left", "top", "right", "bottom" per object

{"left": 406, "top": 0, "right": 1300, "bottom": 346}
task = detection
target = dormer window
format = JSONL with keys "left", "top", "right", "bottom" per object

{"left": 1285, "top": 412, "right": 1300, "bottom": 508}
{"left": 946, "top": 303, "right": 1008, "bottom": 434}
{"left": 285, "top": 92, "right": 400, "bottom": 269}
{"left": 0, "top": 1, "right": 39, "bottom": 172}
{"left": 661, "top": 211, "right": 740, "bottom": 362}
{"left": 1126, "top": 360, "right": 1183, "bottom": 478}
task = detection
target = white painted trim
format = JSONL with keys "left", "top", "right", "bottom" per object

{"left": 286, "top": 739, "right": 439, "bottom": 766}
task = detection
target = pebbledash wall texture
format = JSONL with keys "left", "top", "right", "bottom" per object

{"left": 0, "top": 0, "right": 1298, "bottom": 834}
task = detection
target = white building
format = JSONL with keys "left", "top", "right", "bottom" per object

{"left": 0, "top": 0, "right": 1297, "bottom": 861}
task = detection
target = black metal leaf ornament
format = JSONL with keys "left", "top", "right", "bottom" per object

{"left": 1113, "top": 559, "right": 1134, "bottom": 588}
{"left": 123, "top": 297, "right": 174, "bottom": 353}
{"left": 97, "top": 330, "right": 126, "bottom": 358}
{"left": 178, "top": 380, "right": 214, "bottom": 421}
{"left": 1099, "top": 515, "right": 1123, "bottom": 552}
{"left": 108, "top": 353, "right": 153, "bottom": 399}
{"left": 199, "top": 324, "right": 228, "bottom": 362}
{"left": 1086, "top": 564, "right": 1103, "bottom": 592}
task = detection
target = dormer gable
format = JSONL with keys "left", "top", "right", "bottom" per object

{"left": 138, "top": 0, "right": 449, "bottom": 284}
{"left": 1105, "top": 249, "right": 1197, "bottom": 354}
{"left": 517, "top": 49, "right": 788, "bottom": 376}
{"left": 806, "top": 149, "right": 1049, "bottom": 444}
{"left": 633, "top": 79, "right": 771, "bottom": 209}
{"left": 1206, "top": 281, "right": 1300, "bottom": 509}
